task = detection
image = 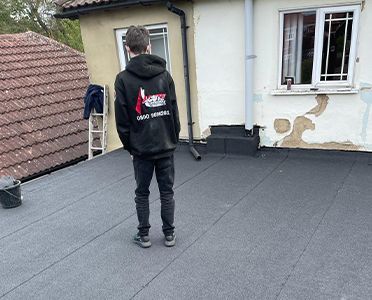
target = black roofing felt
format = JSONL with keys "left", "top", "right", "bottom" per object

{"left": 1, "top": 146, "right": 371, "bottom": 299}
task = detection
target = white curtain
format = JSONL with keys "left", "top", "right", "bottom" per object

{"left": 282, "top": 14, "right": 304, "bottom": 84}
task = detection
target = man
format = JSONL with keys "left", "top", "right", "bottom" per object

{"left": 115, "top": 25, "right": 180, "bottom": 248}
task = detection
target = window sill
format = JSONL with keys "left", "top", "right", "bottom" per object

{"left": 271, "top": 88, "right": 359, "bottom": 96}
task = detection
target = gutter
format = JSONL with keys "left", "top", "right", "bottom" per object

{"left": 54, "top": 0, "right": 166, "bottom": 19}
{"left": 21, "top": 155, "right": 88, "bottom": 183}
{"left": 167, "top": 1, "right": 201, "bottom": 160}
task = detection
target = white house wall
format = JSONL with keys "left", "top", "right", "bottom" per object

{"left": 194, "top": 0, "right": 372, "bottom": 151}
{"left": 193, "top": 0, "right": 246, "bottom": 136}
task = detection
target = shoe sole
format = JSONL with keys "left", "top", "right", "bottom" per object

{"left": 133, "top": 240, "right": 152, "bottom": 248}
{"left": 164, "top": 236, "right": 176, "bottom": 247}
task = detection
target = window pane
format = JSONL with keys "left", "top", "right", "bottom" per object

{"left": 150, "top": 35, "right": 169, "bottom": 63}
{"left": 343, "top": 19, "right": 353, "bottom": 74}
{"left": 122, "top": 38, "right": 129, "bottom": 65}
{"left": 321, "top": 20, "right": 329, "bottom": 75}
{"left": 329, "top": 12, "right": 347, "bottom": 19}
{"left": 321, "top": 13, "right": 353, "bottom": 81}
{"left": 120, "top": 26, "right": 170, "bottom": 71}
{"left": 148, "top": 28, "right": 164, "bottom": 34}
{"left": 326, "top": 75, "right": 343, "bottom": 81}
{"left": 282, "top": 11, "right": 316, "bottom": 85}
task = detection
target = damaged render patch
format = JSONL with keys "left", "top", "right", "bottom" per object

{"left": 281, "top": 116, "right": 359, "bottom": 151}
{"left": 281, "top": 116, "right": 315, "bottom": 148}
{"left": 313, "top": 141, "right": 359, "bottom": 151}
{"left": 253, "top": 94, "right": 263, "bottom": 103}
{"left": 306, "top": 94, "right": 329, "bottom": 117}
{"left": 360, "top": 83, "right": 372, "bottom": 142}
{"left": 274, "top": 118, "right": 291, "bottom": 134}
{"left": 202, "top": 127, "right": 211, "bottom": 138}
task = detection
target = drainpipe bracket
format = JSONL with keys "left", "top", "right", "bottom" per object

{"left": 246, "top": 55, "right": 257, "bottom": 60}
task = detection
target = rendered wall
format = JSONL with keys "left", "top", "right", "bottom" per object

{"left": 193, "top": 0, "right": 246, "bottom": 137}
{"left": 254, "top": 0, "right": 372, "bottom": 151}
{"left": 194, "top": 0, "right": 372, "bottom": 151}
{"left": 79, "top": 2, "right": 200, "bottom": 151}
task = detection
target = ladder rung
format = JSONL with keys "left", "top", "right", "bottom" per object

{"left": 88, "top": 85, "right": 109, "bottom": 160}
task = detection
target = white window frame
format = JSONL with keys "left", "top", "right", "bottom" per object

{"left": 277, "top": 5, "right": 360, "bottom": 91}
{"left": 115, "top": 24, "right": 172, "bottom": 72}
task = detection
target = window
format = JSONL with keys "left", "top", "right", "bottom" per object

{"left": 279, "top": 5, "right": 360, "bottom": 89}
{"left": 116, "top": 24, "right": 171, "bottom": 71}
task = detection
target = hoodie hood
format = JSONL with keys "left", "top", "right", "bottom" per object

{"left": 125, "top": 54, "right": 166, "bottom": 79}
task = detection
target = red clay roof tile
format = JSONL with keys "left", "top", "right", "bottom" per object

{"left": 55, "top": 0, "right": 113, "bottom": 9}
{"left": 0, "top": 32, "right": 90, "bottom": 180}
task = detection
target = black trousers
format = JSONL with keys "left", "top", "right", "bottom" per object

{"left": 133, "top": 155, "right": 175, "bottom": 236}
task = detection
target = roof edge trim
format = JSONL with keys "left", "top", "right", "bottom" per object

{"left": 54, "top": 0, "right": 167, "bottom": 19}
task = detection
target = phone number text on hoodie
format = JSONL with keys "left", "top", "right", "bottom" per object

{"left": 137, "top": 110, "right": 170, "bottom": 121}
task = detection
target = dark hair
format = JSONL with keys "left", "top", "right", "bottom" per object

{"left": 125, "top": 25, "right": 150, "bottom": 54}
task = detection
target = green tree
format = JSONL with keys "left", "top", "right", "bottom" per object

{"left": 0, "top": 0, "right": 84, "bottom": 52}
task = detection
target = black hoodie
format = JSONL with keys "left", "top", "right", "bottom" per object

{"left": 114, "top": 54, "right": 181, "bottom": 159}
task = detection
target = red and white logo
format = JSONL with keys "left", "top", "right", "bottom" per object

{"left": 136, "top": 87, "right": 166, "bottom": 115}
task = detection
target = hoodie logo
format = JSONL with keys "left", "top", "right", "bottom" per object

{"left": 136, "top": 87, "right": 166, "bottom": 115}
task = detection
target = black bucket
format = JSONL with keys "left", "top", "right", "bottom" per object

{"left": 0, "top": 180, "right": 22, "bottom": 209}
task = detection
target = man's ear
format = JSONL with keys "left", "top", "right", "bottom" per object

{"left": 146, "top": 44, "right": 151, "bottom": 54}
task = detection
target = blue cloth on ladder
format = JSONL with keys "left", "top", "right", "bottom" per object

{"left": 83, "top": 84, "right": 104, "bottom": 120}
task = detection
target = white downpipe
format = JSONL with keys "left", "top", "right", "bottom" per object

{"left": 245, "top": 0, "right": 254, "bottom": 131}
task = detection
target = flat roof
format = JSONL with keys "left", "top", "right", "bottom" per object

{"left": 1, "top": 146, "right": 371, "bottom": 299}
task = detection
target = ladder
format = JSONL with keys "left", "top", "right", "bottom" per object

{"left": 88, "top": 85, "right": 108, "bottom": 160}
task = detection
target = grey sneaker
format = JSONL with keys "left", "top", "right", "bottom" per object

{"left": 164, "top": 233, "right": 176, "bottom": 247}
{"left": 133, "top": 234, "right": 151, "bottom": 248}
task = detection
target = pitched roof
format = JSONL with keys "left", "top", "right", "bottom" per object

{"left": 54, "top": 0, "right": 165, "bottom": 18}
{"left": 55, "top": 0, "right": 112, "bottom": 9}
{"left": 0, "top": 32, "right": 90, "bottom": 181}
